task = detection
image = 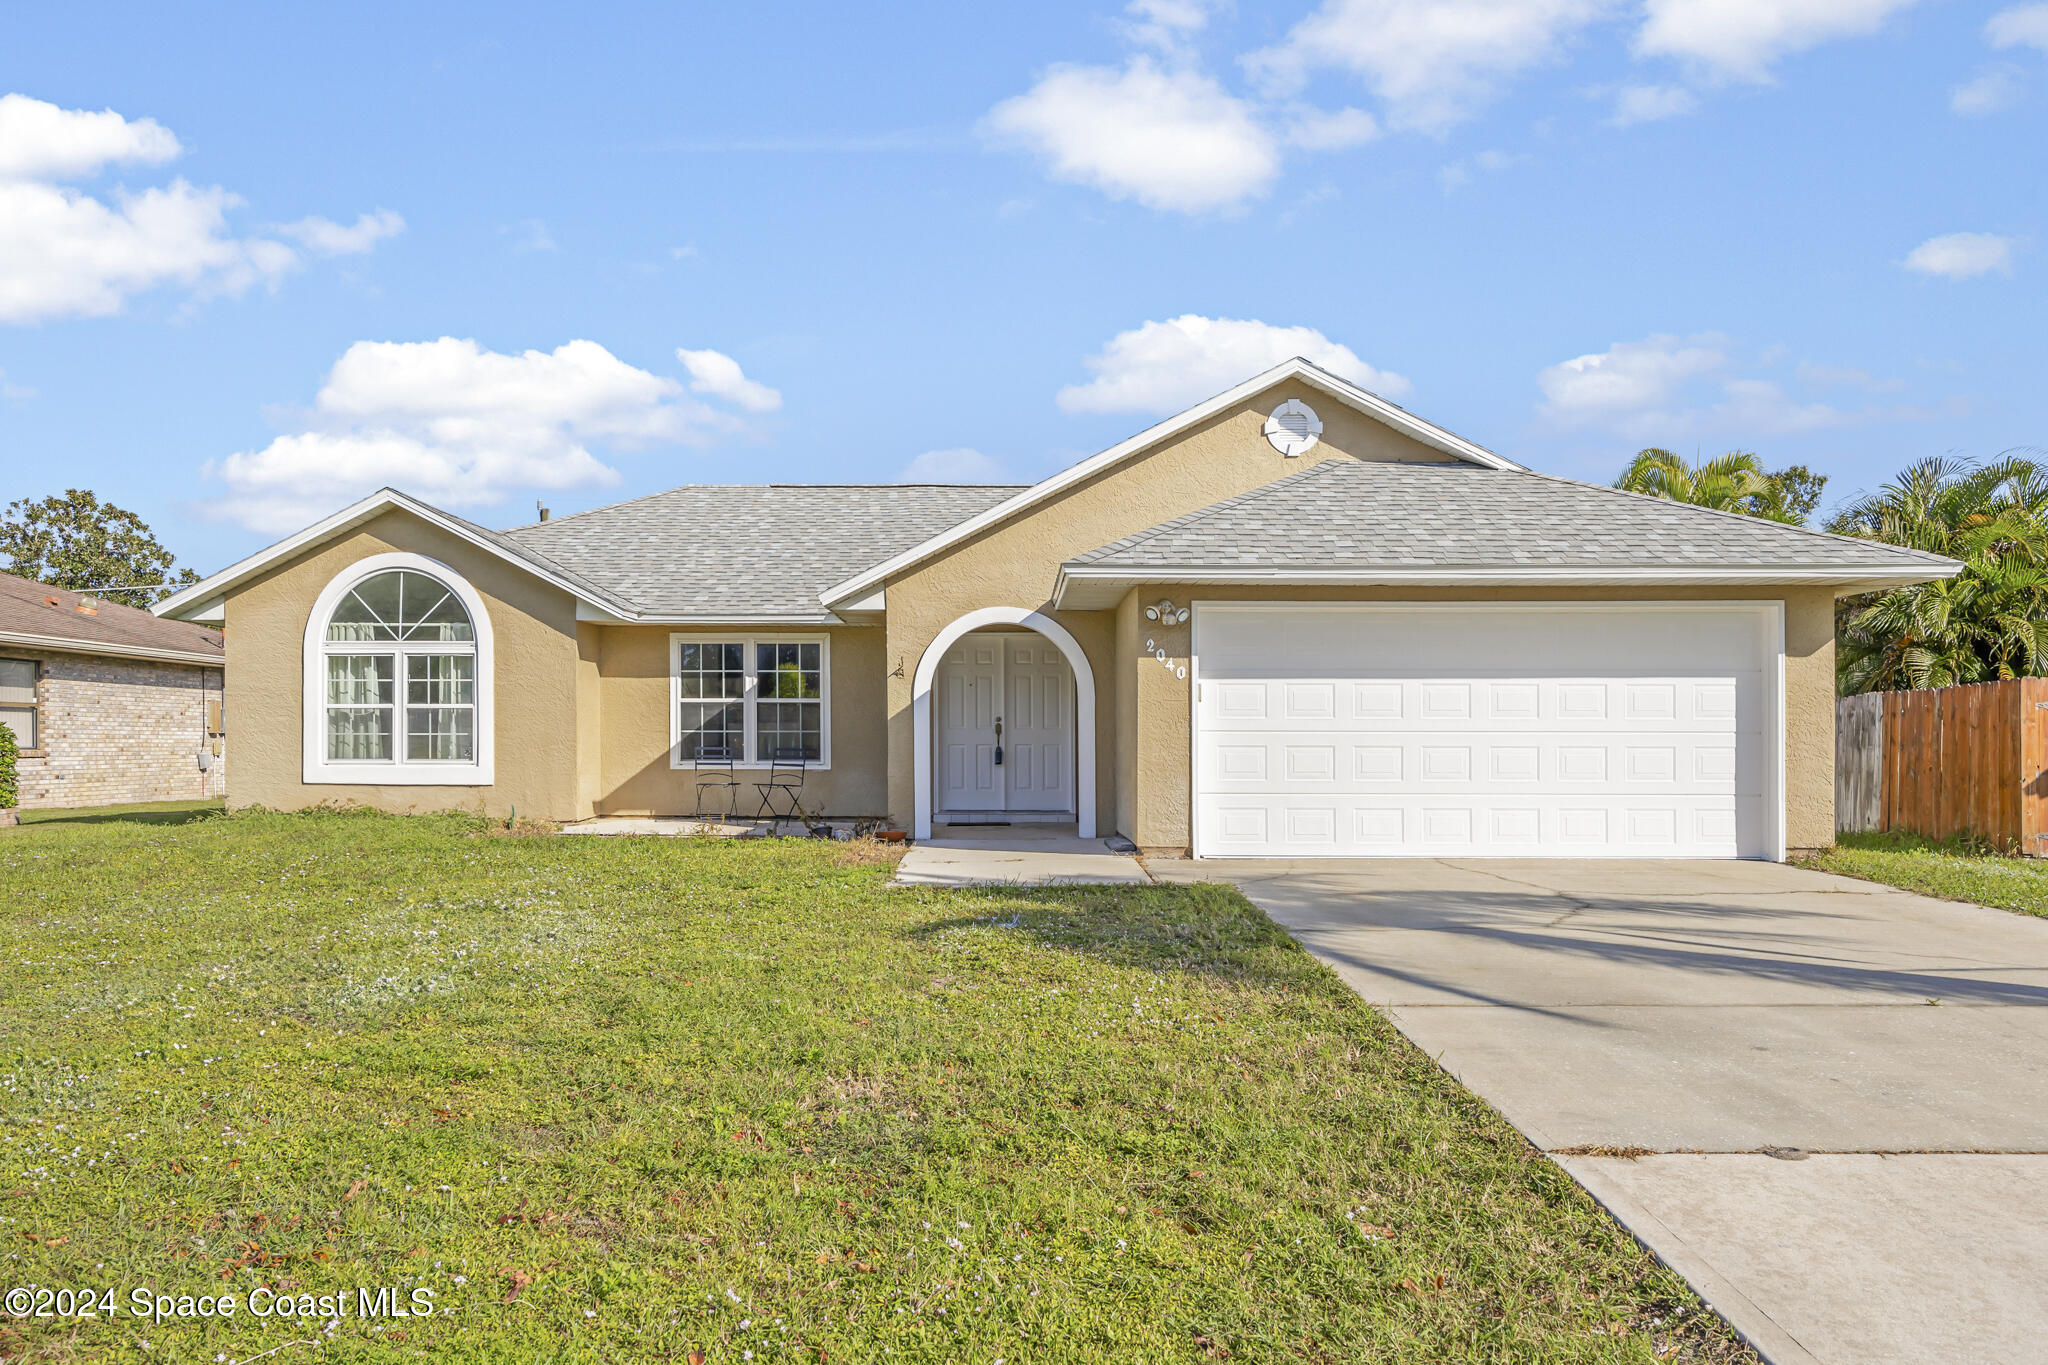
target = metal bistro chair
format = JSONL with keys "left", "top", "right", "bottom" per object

{"left": 751, "top": 746, "right": 812, "bottom": 832}
{"left": 691, "top": 745, "right": 741, "bottom": 823}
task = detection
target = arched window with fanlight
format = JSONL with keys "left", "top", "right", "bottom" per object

{"left": 303, "top": 553, "right": 494, "bottom": 784}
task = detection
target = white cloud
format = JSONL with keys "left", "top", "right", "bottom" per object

{"left": 1282, "top": 105, "right": 1380, "bottom": 149}
{"left": 1611, "top": 83, "right": 1699, "bottom": 124}
{"left": 1988, "top": 3, "right": 2048, "bottom": 54}
{"left": 275, "top": 210, "right": 406, "bottom": 256}
{"left": 984, "top": 57, "right": 1279, "bottom": 213}
{"left": 1951, "top": 66, "right": 2026, "bottom": 114}
{"left": 1539, "top": 333, "right": 1729, "bottom": 431}
{"left": 676, "top": 348, "right": 782, "bottom": 413}
{"left": 1711, "top": 377, "right": 1856, "bottom": 435}
{"left": 1902, "top": 232, "right": 2015, "bottom": 279}
{"left": 1537, "top": 333, "right": 1937, "bottom": 439}
{"left": 501, "top": 218, "right": 556, "bottom": 253}
{"left": 1244, "top": 0, "right": 1613, "bottom": 134}
{"left": 898, "top": 447, "right": 1012, "bottom": 483}
{"left": 1438, "top": 147, "right": 1525, "bottom": 193}
{"left": 0, "top": 92, "right": 179, "bottom": 180}
{"left": 0, "top": 93, "right": 399, "bottom": 324}
{"left": 1634, "top": 0, "right": 1923, "bottom": 82}
{"left": 1057, "top": 314, "right": 1409, "bottom": 417}
{"left": 1121, "top": 0, "right": 1223, "bottom": 53}
{"left": 207, "top": 338, "right": 757, "bottom": 532}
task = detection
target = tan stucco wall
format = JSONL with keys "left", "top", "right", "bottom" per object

{"left": 1123, "top": 583, "right": 1837, "bottom": 856}
{"left": 882, "top": 379, "right": 1460, "bottom": 830}
{"left": 1113, "top": 591, "right": 1139, "bottom": 839}
{"left": 590, "top": 624, "right": 889, "bottom": 818}
{"left": 220, "top": 509, "right": 584, "bottom": 819}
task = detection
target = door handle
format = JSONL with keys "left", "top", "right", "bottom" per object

{"left": 993, "top": 716, "right": 1003, "bottom": 765}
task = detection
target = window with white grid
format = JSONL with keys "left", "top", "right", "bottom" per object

{"left": 670, "top": 635, "right": 830, "bottom": 767}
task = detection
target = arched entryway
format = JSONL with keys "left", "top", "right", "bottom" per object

{"left": 912, "top": 607, "right": 1096, "bottom": 841}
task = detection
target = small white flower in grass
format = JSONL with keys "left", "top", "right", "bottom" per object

{"left": 585, "top": 1309, "right": 596, "bottom": 1318}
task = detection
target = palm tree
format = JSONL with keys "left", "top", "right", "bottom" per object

{"left": 1827, "top": 454, "right": 2048, "bottom": 693}
{"left": 1613, "top": 448, "right": 1805, "bottom": 524}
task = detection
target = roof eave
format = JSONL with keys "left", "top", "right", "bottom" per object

{"left": 817, "top": 357, "right": 1519, "bottom": 610}
{"left": 154, "top": 489, "right": 638, "bottom": 622}
{"left": 1052, "top": 561, "right": 1962, "bottom": 610}
{"left": 0, "top": 629, "right": 225, "bottom": 668}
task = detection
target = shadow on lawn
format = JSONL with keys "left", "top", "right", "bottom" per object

{"left": 905, "top": 881, "right": 1312, "bottom": 984}
{"left": 14, "top": 800, "right": 225, "bottom": 830}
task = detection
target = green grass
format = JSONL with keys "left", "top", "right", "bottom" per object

{"left": 0, "top": 810, "right": 1747, "bottom": 1364}
{"left": 1803, "top": 831, "right": 2048, "bottom": 919}
{"left": 14, "top": 799, "right": 224, "bottom": 828}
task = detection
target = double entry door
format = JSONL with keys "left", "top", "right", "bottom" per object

{"left": 936, "top": 631, "right": 1075, "bottom": 815}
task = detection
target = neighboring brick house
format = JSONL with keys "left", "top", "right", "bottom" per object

{"left": 0, "top": 570, "right": 226, "bottom": 810}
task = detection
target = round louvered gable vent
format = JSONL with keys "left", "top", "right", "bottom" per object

{"left": 1263, "top": 399, "right": 1322, "bottom": 456}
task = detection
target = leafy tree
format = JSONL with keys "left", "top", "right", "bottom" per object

{"left": 1828, "top": 454, "right": 2048, "bottom": 693}
{"left": 1770, "top": 463, "right": 1828, "bottom": 524}
{"left": 0, "top": 718, "right": 16, "bottom": 811}
{"left": 1613, "top": 448, "right": 1809, "bottom": 524}
{"left": 0, "top": 489, "right": 199, "bottom": 608}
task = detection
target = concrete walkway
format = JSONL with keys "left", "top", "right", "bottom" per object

{"left": 1151, "top": 856, "right": 2048, "bottom": 1365}
{"left": 893, "top": 826, "right": 1151, "bottom": 886}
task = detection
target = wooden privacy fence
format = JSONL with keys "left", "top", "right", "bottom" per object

{"left": 1836, "top": 677, "right": 2048, "bottom": 851}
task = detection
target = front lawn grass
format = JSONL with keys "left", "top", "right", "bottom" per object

{"left": 0, "top": 810, "right": 1747, "bottom": 1364}
{"left": 1803, "top": 831, "right": 2048, "bottom": 919}
{"left": 14, "top": 799, "right": 224, "bottom": 828}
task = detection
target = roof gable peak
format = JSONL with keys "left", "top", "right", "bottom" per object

{"left": 818, "top": 357, "right": 1517, "bottom": 607}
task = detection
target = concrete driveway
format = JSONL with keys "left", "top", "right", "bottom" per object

{"left": 1150, "top": 857, "right": 2048, "bottom": 1365}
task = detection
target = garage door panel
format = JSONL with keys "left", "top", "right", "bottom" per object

{"left": 1200, "top": 607, "right": 1766, "bottom": 678}
{"left": 1199, "top": 795, "right": 1762, "bottom": 856}
{"left": 1196, "top": 732, "right": 1761, "bottom": 796}
{"left": 1201, "top": 674, "right": 1762, "bottom": 732}
{"left": 1194, "top": 606, "right": 1774, "bottom": 859}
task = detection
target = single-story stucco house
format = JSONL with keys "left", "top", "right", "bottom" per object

{"left": 2, "top": 569, "right": 227, "bottom": 809}
{"left": 153, "top": 359, "right": 1958, "bottom": 858}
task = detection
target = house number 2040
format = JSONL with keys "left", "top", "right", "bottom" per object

{"left": 1144, "top": 638, "right": 1187, "bottom": 680}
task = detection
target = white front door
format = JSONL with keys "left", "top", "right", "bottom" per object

{"left": 1001, "top": 637, "right": 1075, "bottom": 812}
{"left": 935, "top": 632, "right": 1076, "bottom": 815}
{"left": 1194, "top": 604, "right": 1778, "bottom": 858}
{"left": 937, "top": 635, "right": 1001, "bottom": 812}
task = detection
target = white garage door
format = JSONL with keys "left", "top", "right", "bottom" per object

{"left": 1193, "top": 604, "right": 1779, "bottom": 859}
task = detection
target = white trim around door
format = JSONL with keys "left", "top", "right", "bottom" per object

{"left": 912, "top": 607, "right": 1096, "bottom": 841}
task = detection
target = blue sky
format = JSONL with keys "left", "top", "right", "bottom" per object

{"left": 1, "top": 0, "right": 2042, "bottom": 575}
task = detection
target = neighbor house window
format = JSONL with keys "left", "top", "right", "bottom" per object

{"left": 671, "top": 635, "right": 829, "bottom": 767}
{"left": 0, "top": 658, "right": 36, "bottom": 751}
{"left": 303, "top": 555, "right": 493, "bottom": 785}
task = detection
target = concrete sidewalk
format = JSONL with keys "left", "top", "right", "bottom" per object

{"left": 893, "top": 826, "right": 1150, "bottom": 886}
{"left": 1156, "top": 856, "right": 2048, "bottom": 1365}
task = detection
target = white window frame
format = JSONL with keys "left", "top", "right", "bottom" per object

{"left": 302, "top": 552, "right": 495, "bottom": 786}
{"left": 0, "top": 656, "right": 39, "bottom": 755}
{"left": 669, "top": 633, "right": 831, "bottom": 770}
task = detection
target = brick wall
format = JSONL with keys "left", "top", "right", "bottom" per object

{"left": 6, "top": 651, "right": 226, "bottom": 809}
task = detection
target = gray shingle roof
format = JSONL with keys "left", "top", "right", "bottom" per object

{"left": 505, "top": 484, "right": 1026, "bottom": 619}
{"left": 1066, "top": 459, "right": 1959, "bottom": 572}
{"left": 425, "top": 501, "right": 641, "bottom": 616}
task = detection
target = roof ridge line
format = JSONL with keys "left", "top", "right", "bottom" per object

{"left": 503, "top": 481, "right": 1035, "bottom": 534}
